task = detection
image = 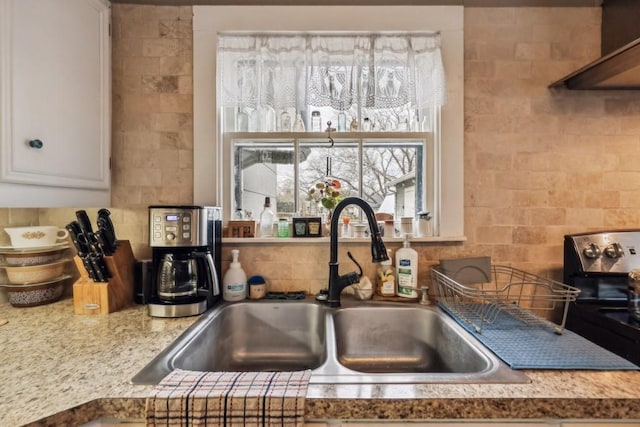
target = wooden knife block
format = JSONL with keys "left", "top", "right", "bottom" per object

{"left": 72, "top": 240, "right": 136, "bottom": 315}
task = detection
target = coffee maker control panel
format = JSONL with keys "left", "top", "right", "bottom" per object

{"left": 149, "top": 206, "right": 221, "bottom": 248}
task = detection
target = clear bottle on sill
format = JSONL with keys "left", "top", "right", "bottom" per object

{"left": 280, "top": 110, "right": 292, "bottom": 132}
{"left": 311, "top": 110, "right": 322, "bottom": 132}
{"left": 349, "top": 117, "right": 358, "bottom": 132}
{"left": 362, "top": 117, "right": 371, "bottom": 132}
{"left": 341, "top": 216, "right": 351, "bottom": 238}
{"left": 337, "top": 111, "right": 347, "bottom": 131}
{"left": 293, "top": 113, "right": 305, "bottom": 132}
{"left": 236, "top": 108, "right": 248, "bottom": 132}
{"left": 259, "top": 197, "right": 274, "bottom": 237}
{"left": 262, "top": 105, "right": 276, "bottom": 132}
{"left": 249, "top": 108, "right": 261, "bottom": 132}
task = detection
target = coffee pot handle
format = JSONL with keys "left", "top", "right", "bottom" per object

{"left": 194, "top": 251, "right": 220, "bottom": 307}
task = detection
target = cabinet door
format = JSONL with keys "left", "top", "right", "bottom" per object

{"left": 0, "top": 0, "right": 110, "bottom": 193}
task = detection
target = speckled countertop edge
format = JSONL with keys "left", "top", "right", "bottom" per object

{"left": 2, "top": 299, "right": 640, "bottom": 426}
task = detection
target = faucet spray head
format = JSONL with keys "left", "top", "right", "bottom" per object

{"left": 371, "top": 232, "right": 389, "bottom": 263}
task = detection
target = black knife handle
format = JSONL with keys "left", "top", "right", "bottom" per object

{"left": 75, "top": 210, "right": 94, "bottom": 234}
{"left": 97, "top": 209, "right": 117, "bottom": 246}
{"left": 66, "top": 221, "right": 97, "bottom": 281}
{"left": 96, "top": 217, "right": 116, "bottom": 255}
{"left": 90, "top": 254, "right": 110, "bottom": 282}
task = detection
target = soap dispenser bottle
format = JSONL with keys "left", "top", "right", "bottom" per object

{"left": 376, "top": 250, "right": 395, "bottom": 297}
{"left": 396, "top": 234, "right": 419, "bottom": 298}
{"left": 223, "top": 249, "right": 247, "bottom": 301}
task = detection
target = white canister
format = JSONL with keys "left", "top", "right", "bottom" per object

{"left": 400, "top": 217, "right": 413, "bottom": 236}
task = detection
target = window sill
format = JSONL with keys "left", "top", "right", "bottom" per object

{"left": 222, "top": 235, "right": 467, "bottom": 245}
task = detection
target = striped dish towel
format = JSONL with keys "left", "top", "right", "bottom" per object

{"left": 145, "top": 369, "right": 311, "bottom": 427}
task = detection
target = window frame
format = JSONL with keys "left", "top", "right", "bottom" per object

{"left": 193, "top": 5, "right": 465, "bottom": 240}
{"left": 222, "top": 132, "right": 435, "bottom": 232}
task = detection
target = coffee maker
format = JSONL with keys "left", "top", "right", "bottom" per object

{"left": 148, "top": 205, "right": 222, "bottom": 318}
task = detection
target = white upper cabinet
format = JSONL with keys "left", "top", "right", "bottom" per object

{"left": 0, "top": 0, "right": 110, "bottom": 207}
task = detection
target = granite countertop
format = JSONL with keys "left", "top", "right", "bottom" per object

{"left": 2, "top": 298, "right": 640, "bottom": 426}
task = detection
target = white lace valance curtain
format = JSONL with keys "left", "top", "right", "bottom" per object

{"left": 218, "top": 32, "right": 446, "bottom": 112}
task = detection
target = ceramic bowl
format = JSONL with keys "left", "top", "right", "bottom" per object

{"left": 4, "top": 226, "right": 69, "bottom": 248}
{"left": 4, "top": 280, "right": 65, "bottom": 307}
{"left": 4, "top": 262, "right": 66, "bottom": 284}
{"left": 3, "top": 249, "right": 64, "bottom": 266}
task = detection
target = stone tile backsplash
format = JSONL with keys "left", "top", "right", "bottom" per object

{"left": 2, "top": 5, "right": 640, "bottom": 299}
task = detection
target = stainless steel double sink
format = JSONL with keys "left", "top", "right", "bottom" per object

{"left": 131, "top": 299, "right": 529, "bottom": 385}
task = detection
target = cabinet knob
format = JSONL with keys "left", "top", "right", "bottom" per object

{"left": 28, "top": 139, "right": 44, "bottom": 149}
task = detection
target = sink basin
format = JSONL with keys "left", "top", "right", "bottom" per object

{"left": 333, "top": 306, "right": 488, "bottom": 374}
{"left": 132, "top": 299, "right": 529, "bottom": 385}
{"left": 131, "top": 301, "right": 327, "bottom": 384}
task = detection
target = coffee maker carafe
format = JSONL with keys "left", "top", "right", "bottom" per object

{"left": 148, "top": 206, "right": 222, "bottom": 318}
{"left": 157, "top": 253, "right": 200, "bottom": 299}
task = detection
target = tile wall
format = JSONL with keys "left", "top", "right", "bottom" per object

{"left": 3, "top": 4, "right": 640, "bottom": 299}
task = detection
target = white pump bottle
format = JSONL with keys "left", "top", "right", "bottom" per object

{"left": 396, "top": 234, "right": 419, "bottom": 298}
{"left": 223, "top": 249, "right": 247, "bottom": 301}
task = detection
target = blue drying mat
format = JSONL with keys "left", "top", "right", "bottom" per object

{"left": 438, "top": 302, "right": 639, "bottom": 370}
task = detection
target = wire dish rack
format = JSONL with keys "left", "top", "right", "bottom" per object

{"left": 431, "top": 265, "right": 581, "bottom": 334}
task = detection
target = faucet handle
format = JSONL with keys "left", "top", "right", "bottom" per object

{"left": 339, "top": 271, "right": 361, "bottom": 288}
{"left": 347, "top": 251, "right": 363, "bottom": 278}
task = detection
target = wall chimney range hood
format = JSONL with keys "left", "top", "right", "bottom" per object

{"left": 550, "top": 0, "right": 640, "bottom": 90}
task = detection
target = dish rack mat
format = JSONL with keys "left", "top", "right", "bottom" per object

{"left": 431, "top": 265, "right": 580, "bottom": 334}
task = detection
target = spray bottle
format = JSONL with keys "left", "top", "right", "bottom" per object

{"left": 396, "top": 234, "right": 419, "bottom": 298}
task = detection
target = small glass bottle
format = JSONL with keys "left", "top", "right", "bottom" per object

{"left": 311, "top": 111, "right": 322, "bottom": 132}
{"left": 280, "top": 110, "right": 292, "bottom": 132}
{"left": 341, "top": 216, "right": 351, "bottom": 238}
{"left": 349, "top": 117, "right": 358, "bottom": 132}
{"left": 236, "top": 108, "right": 248, "bottom": 132}
{"left": 337, "top": 111, "right": 347, "bottom": 131}
{"left": 259, "top": 197, "right": 275, "bottom": 237}
{"left": 362, "top": 117, "right": 371, "bottom": 132}
{"left": 262, "top": 105, "right": 276, "bottom": 132}
{"left": 249, "top": 108, "right": 261, "bottom": 132}
{"left": 293, "top": 113, "right": 305, "bottom": 132}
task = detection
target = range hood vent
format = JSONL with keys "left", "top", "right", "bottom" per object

{"left": 550, "top": 0, "right": 640, "bottom": 90}
{"left": 550, "top": 38, "right": 640, "bottom": 89}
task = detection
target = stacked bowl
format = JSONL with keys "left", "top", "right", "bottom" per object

{"left": 0, "top": 227, "right": 71, "bottom": 307}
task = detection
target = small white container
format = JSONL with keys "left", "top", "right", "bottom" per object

{"left": 400, "top": 217, "right": 413, "bottom": 236}
{"left": 222, "top": 249, "right": 247, "bottom": 301}
{"left": 353, "top": 224, "right": 367, "bottom": 238}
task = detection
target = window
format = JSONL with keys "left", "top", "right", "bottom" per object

{"left": 217, "top": 31, "right": 444, "bottom": 235}
{"left": 193, "top": 6, "right": 464, "bottom": 238}
{"left": 223, "top": 134, "right": 434, "bottom": 228}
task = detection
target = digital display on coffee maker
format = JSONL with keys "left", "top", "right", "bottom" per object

{"left": 166, "top": 214, "right": 180, "bottom": 221}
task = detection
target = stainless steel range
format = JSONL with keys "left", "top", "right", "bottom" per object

{"left": 564, "top": 230, "right": 640, "bottom": 366}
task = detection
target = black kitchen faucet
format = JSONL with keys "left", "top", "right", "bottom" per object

{"left": 326, "top": 196, "right": 389, "bottom": 307}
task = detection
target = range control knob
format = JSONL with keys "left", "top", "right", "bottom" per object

{"left": 583, "top": 243, "right": 602, "bottom": 259}
{"left": 604, "top": 242, "right": 625, "bottom": 259}
{"left": 166, "top": 232, "right": 176, "bottom": 241}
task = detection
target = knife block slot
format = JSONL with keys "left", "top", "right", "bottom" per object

{"left": 72, "top": 240, "right": 136, "bottom": 315}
